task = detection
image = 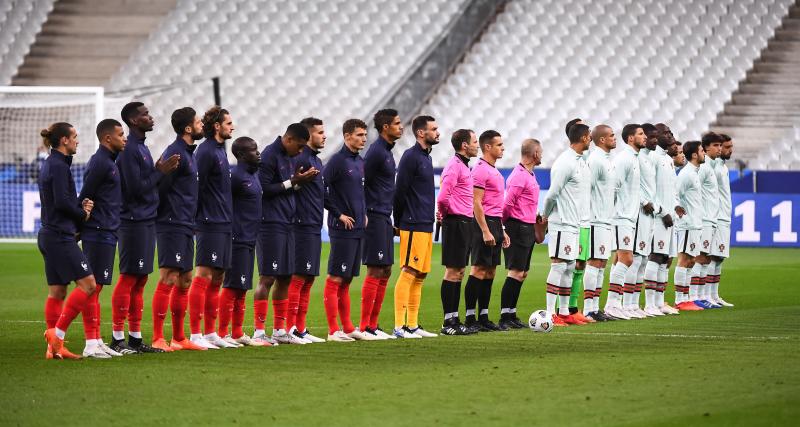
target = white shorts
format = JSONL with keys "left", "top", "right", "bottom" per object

{"left": 676, "top": 229, "right": 702, "bottom": 257}
{"left": 710, "top": 223, "right": 731, "bottom": 258}
{"left": 613, "top": 224, "right": 635, "bottom": 252}
{"left": 588, "top": 225, "right": 613, "bottom": 260}
{"left": 669, "top": 229, "right": 678, "bottom": 258}
{"left": 635, "top": 211, "right": 655, "bottom": 256}
{"left": 548, "top": 230, "right": 578, "bottom": 261}
{"left": 651, "top": 216, "right": 673, "bottom": 256}
{"left": 700, "top": 225, "right": 716, "bottom": 254}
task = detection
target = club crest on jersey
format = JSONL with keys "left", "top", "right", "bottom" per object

{"left": 658, "top": 240, "right": 665, "bottom": 249}
{"left": 81, "top": 261, "right": 88, "bottom": 271}
{"left": 240, "top": 274, "right": 246, "bottom": 284}
{"left": 719, "top": 243, "right": 726, "bottom": 252}
{"left": 413, "top": 255, "right": 419, "bottom": 262}
{"left": 690, "top": 242, "right": 696, "bottom": 251}
{"left": 211, "top": 252, "right": 218, "bottom": 262}
{"left": 272, "top": 261, "right": 278, "bottom": 271}
{"left": 378, "top": 251, "right": 384, "bottom": 261}
{"left": 703, "top": 240, "right": 710, "bottom": 249}
{"left": 341, "top": 263, "right": 348, "bottom": 272}
{"left": 175, "top": 252, "right": 182, "bottom": 263}
{"left": 138, "top": 258, "right": 144, "bottom": 269}
{"left": 623, "top": 236, "right": 631, "bottom": 246}
{"left": 104, "top": 269, "right": 109, "bottom": 279}
{"left": 564, "top": 245, "right": 572, "bottom": 255}
{"left": 639, "top": 241, "right": 646, "bottom": 250}
{"left": 599, "top": 245, "right": 606, "bottom": 255}
{"left": 306, "top": 261, "right": 312, "bottom": 271}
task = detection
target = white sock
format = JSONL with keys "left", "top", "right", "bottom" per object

{"left": 606, "top": 262, "right": 629, "bottom": 309}
{"left": 112, "top": 330, "right": 125, "bottom": 341}
{"left": 465, "top": 309, "right": 476, "bottom": 317}
{"left": 657, "top": 264, "right": 668, "bottom": 306}
{"left": 689, "top": 263, "right": 703, "bottom": 301}
{"left": 583, "top": 265, "right": 599, "bottom": 315}
{"left": 190, "top": 333, "right": 202, "bottom": 341}
{"left": 674, "top": 266, "right": 688, "bottom": 303}
{"left": 55, "top": 328, "right": 66, "bottom": 339}
{"left": 254, "top": 329, "right": 265, "bottom": 338}
{"left": 85, "top": 339, "right": 96, "bottom": 347}
{"left": 558, "top": 261, "right": 575, "bottom": 315}
{"left": 546, "top": 263, "right": 566, "bottom": 316}
{"left": 644, "top": 261, "right": 659, "bottom": 308}
{"left": 480, "top": 308, "right": 489, "bottom": 315}
{"left": 623, "top": 258, "right": 640, "bottom": 308}
{"left": 594, "top": 267, "right": 605, "bottom": 313}
{"left": 712, "top": 261, "right": 722, "bottom": 299}
{"left": 129, "top": 331, "right": 142, "bottom": 339}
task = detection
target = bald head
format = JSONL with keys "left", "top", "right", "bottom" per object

{"left": 592, "top": 124, "right": 616, "bottom": 152}
{"left": 521, "top": 138, "right": 542, "bottom": 166}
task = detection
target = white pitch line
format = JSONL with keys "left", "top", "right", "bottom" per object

{"left": 557, "top": 331, "right": 790, "bottom": 340}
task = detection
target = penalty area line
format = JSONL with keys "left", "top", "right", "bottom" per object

{"left": 557, "top": 331, "right": 790, "bottom": 341}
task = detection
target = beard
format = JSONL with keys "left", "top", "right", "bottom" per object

{"left": 426, "top": 136, "right": 440, "bottom": 146}
{"left": 192, "top": 130, "right": 204, "bottom": 140}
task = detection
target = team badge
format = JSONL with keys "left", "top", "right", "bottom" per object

{"left": 138, "top": 258, "right": 144, "bottom": 269}
{"left": 104, "top": 269, "right": 109, "bottom": 279}
{"left": 211, "top": 252, "right": 218, "bottom": 262}
{"left": 272, "top": 261, "right": 278, "bottom": 271}
{"left": 690, "top": 242, "right": 696, "bottom": 251}
{"left": 80, "top": 261, "right": 88, "bottom": 271}
{"left": 378, "top": 251, "right": 384, "bottom": 261}
{"left": 623, "top": 236, "right": 631, "bottom": 246}
{"left": 306, "top": 261, "right": 312, "bottom": 271}
{"left": 341, "top": 263, "right": 348, "bottom": 272}
{"left": 175, "top": 252, "right": 182, "bottom": 263}
{"left": 599, "top": 245, "right": 606, "bottom": 255}
{"left": 240, "top": 274, "right": 246, "bottom": 284}
{"left": 564, "top": 245, "right": 571, "bottom": 255}
{"left": 658, "top": 240, "right": 665, "bottom": 249}
{"left": 413, "top": 255, "right": 419, "bottom": 262}
{"left": 639, "top": 241, "right": 646, "bottom": 250}
{"left": 703, "top": 240, "right": 709, "bottom": 249}
{"left": 719, "top": 243, "right": 726, "bottom": 252}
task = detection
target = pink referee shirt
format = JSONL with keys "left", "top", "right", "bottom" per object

{"left": 503, "top": 163, "right": 540, "bottom": 224}
{"left": 437, "top": 154, "right": 473, "bottom": 217}
{"left": 472, "top": 158, "right": 504, "bottom": 218}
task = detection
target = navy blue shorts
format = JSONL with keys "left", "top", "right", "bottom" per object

{"left": 362, "top": 213, "right": 394, "bottom": 266}
{"left": 38, "top": 229, "right": 92, "bottom": 285}
{"left": 328, "top": 237, "right": 363, "bottom": 278}
{"left": 294, "top": 231, "right": 322, "bottom": 276}
{"left": 82, "top": 239, "right": 117, "bottom": 285}
{"left": 196, "top": 231, "right": 232, "bottom": 270}
{"left": 157, "top": 231, "right": 194, "bottom": 273}
{"left": 224, "top": 242, "right": 255, "bottom": 290}
{"left": 118, "top": 221, "right": 156, "bottom": 275}
{"left": 257, "top": 225, "right": 294, "bottom": 277}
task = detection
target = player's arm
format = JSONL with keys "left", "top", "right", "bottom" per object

{"left": 674, "top": 171, "right": 689, "bottom": 217}
{"left": 259, "top": 154, "right": 291, "bottom": 196}
{"left": 502, "top": 181, "right": 521, "bottom": 223}
{"left": 473, "top": 187, "right": 495, "bottom": 246}
{"left": 78, "top": 158, "right": 104, "bottom": 203}
{"left": 437, "top": 169, "right": 456, "bottom": 218}
{"left": 393, "top": 154, "right": 412, "bottom": 227}
{"left": 195, "top": 150, "right": 214, "bottom": 196}
{"left": 53, "top": 163, "right": 89, "bottom": 222}
{"left": 323, "top": 158, "right": 352, "bottom": 229}
{"left": 541, "top": 161, "right": 568, "bottom": 218}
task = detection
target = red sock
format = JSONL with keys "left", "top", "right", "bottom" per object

{"left": 217, "top": 288, "right": 236, "bottom": 337}
{"left": 232, "top": 290, "right": 246, "bottom": 338}
{"left": 189, "top": 276, "right": 210, "bottom": 335}
{"left": 93, "top": 285, "right": 103, "bottom": 339}
{"left": 338, "top": 282, "right": 354, "bottom": 333}
{"left": 254, "top": 299, "right": 269, "bottom": 331}
{"left": 296, "top": 279, "right": 313, "bottom": 333}
{"left": 128, "top": 276, "right": 147, "bottom": 334}
{"left": 204, "top": 280, "right": 222, "bottom": 335}
{"left": 111, "top": 274, "right": 137, "bottom": 333}
{"left": 170, "top": 285, "right": 189, "bottom": 341}
{"left": 152, "top": 281, "right": 172, "bottom": 341}
{"left": 359, "top": 276, "right": 380, "bottom": 331}
{"left": 287, "top": 277, "right": 304, "bottom": 331}
{"left": 82, "top": 285, "right": 101, "bottom": 340}
{"left": 45, "top": 296, "right": 64, "bottom": 329}
{"left": 273, "top": 298, "right": 288, "bottom": 331}
{"left": 56, "top": 287, "right": 91, "bottom": 332}
{"left": 369, "top": 278, "right": 389, "bottom": 329}
{"left": 323, "top": 278, "right": 340, "bottom": 334}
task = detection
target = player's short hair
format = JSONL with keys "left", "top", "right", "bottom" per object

{"left": 300, "top": 117, "right": 323, "bottom": 130}
{"left": 373, "top": 109, "right": 399, "bottom": 132}
{"left": 683, "top": 140, "right": 702, "bottom": 160}
{"left": 96, "top": 118, "right": 122, "bottom": 140}
{"left": 342, "top": 118, "right": 368, "bottom": 136}
{"left": 719, "top": 133, "right": 731, "bottom": 142}
{"left": 701, "top": 132, "right": 724, "bottom": 148}
{"left": 120, "top": 102, "right": 144, "bottom": 127}
{"left": 641, "top": 123, "right": 657, "bottom": 135}
{"left": 565, "top": 118, "right": 582, "bottom": 137}
{"left": 412, "top": 115, "right": 435, "bottom": 135}
{"left": 621, "top": 124, "right": 641, "bottom": 143}
{"left": 285, "top": 123, "right": 310, "bottom": 141}
{"left": 568, "top": 123, "right": 590, "bottom": 143}
{"left": 591, "top": 124, "right": 611, "bottom": 142}
{"left": 479, "top": 130, "right": 501, "bottom": 151}
{"left": 171, "top": 107, "right": 197, "bottom": 135}
{"left": 521, "top": 138, "right": 540, "bottom": 157}
{"left": 202, "top": 105, "right": 229, "bottom": 138}
{"left": 231, "top": 136, "right": 256, "bottom": 158}
{"left": 451, "top": 129, "right": 473, "bottom": 151}
{"left": 40, "top": 122, "right": 73, "bottom": 149}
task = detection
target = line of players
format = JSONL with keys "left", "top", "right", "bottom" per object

{"left": 37, "top": 103, "right": 734, "bottom": 359}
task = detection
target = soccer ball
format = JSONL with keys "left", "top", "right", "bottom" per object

{"left": 528, "top": 310, "right": 553, "bottom": 333}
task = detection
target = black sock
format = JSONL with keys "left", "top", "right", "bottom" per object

{"left": 478, "top": 277, "right": 493, "bottom": 321}
{"left": 464, "top": 275, "right": 480, "bottom": 322}
{"left": 510, "top": 277, "right": 523, "bottom": 317}
{"left": 501, "top": 276, "right": 522, "bottom": 319}
{"left": 451, "top": 279, "right": 462, "bottom": 319}
{"left": 440, "top": 279, "right": 450, "bottom": 316}
{"left": 441, "top": 279, "right": 460, "bottom": 316}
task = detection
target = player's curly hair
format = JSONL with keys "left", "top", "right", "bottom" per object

{"left": 202, "top": 105, "right": 229, "bottom": 138}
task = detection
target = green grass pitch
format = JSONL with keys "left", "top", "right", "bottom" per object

{"left": 1, "top": 243, "right": 799, "bottom": 426}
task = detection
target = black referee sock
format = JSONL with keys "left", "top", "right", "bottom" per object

{"left": 510, "top": 277, "right": 523, "bottom": 316}
{"left": 451, "top": 280, "right": 462, "bottom": 319}
{"left": 441, "top": 280, "right": 457, "bottom": 316}
{"left": 464, "top": 275, "right": 480, "bottom": 322}
{"left": 501, "top": 277, "right": 523, "bottom": 319}
{"left": 478, "top": 277, "right": 493, "bottom": 322}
